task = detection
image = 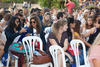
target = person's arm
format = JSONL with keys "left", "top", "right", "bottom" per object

{"left": 76, "top": 33, "right": 91, "bottom": 47}
{"left": 82, "top": 27, "right": 96, "bottom": 38}
{"left": 63, "top": 39, "right": 69, "bottom": 51}
{"left": 64, "top": 52, "right": 73, "bottom": 63}
{"left": 92, "top": 59, "right": 100, "bottom": 67}
{"left": 5, "top": 28, "right": 26, "bottom": 40}
{"left": 64, "top": 0, "right": 69, "bottom": 7}
{"left": 0, "top": 26, "right": 3, "bottom": 32}
{"left": 81, "top": 24, "right": 86, "bottom": 34}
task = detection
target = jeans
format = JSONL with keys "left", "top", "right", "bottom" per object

{"left": 66, "top": 49, "right": 84, "bottom": 65}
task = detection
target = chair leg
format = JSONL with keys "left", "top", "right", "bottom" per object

{"left": 50, "top": 63, "right": 53, "bottom": 67}
{"left": 15, "top": 59, "right": 18, "bottom": 67}
{"left": 7, "top": 54, "right": 10, "bottom": 67}
{"left": 14, "top": 56, "right": 18, "bottom": 67}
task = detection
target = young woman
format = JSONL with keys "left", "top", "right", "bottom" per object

{"left": 67, "top": 20, "right": 91, "bottom": 65}
{"left": 42, "top": 12, "right": 52, "bottom": 28}
{"left": 28, "top": 15, "right": 46, "bottom": 51}
{"left": 47, "top": 19, "right": 73, "bottom": 67}
{"left": 88, "top": 33, "right": 100, "bottom": 67}
{"left": 81, "top": 16, "right": 94, "bottom": 41}
{"left": 4, "top": 16, "right": 26, "bottom": 53}
{"left": 42, "top": 12, "right": 53, "bottom": 33}
{"left": 67, "top": 17, "right": 75, "bottom": 43}
{"left": 28, "top": 15, "right": 42, "bottom": 36}
{"left": 82, "top": 19, "right": 100, "bottom": 51}
{"left": 3, "top": 16, "right": 26, "bottom": 67}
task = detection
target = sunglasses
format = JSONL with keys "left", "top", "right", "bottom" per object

{"left": 16, "top": 21, "right": 20, "bottom": 23}
{"left": 31, "top": 21, "right": 36, "bottom": 24}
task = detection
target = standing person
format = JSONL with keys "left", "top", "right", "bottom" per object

{"left": 64, "top": 0, "right": 75, "bottom": 14}
{"left": 13, "top": 2, "right": 16, "bottom": 9}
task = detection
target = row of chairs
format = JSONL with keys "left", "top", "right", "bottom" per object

{"left": 7, "top": 36, "right": 90, "bottom": 67}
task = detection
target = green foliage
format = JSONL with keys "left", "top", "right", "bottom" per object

{"left": 2, "top": 0, "right": 24, "bottom": 3}
{"left": 38, "top": 0, "right": 79, "bottom": 9}
{"left": 72, "top": 0, "right": 79, "bottom": 9}
{"left": 38, "top": 0, "right": 61, "bottom": 8}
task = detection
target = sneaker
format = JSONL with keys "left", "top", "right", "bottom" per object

{"left": 0, "top": 61, "right": 3, "bottom": 67}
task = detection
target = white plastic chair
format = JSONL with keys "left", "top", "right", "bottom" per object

{"left": 22, "top": 36, "right": 52, "bottom": 67}
{"left": 44, "top": 27, "right": 52, "bottom": 43}
{"left": 5, "top": 33, "right": 19, "bottom": 67}
{"left": 70, "top": 39, "right": 90, "bottom": 67}
{"left": 49, "top": 45, "right": 66, "bottom": 67}
{"left": 44, "top": 27, "right": 52, "bottom": 34}
{"left": 7, "top": 53, "right": 18, "bottom": 67}
{"left": 45, "top": 33, "right": 49, "bottom": 42}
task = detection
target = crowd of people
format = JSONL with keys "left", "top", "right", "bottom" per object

{"left": 0, "top": 0, "right": 100, "bottom": 67}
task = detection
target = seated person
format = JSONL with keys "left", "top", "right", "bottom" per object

{"left": 4, "top": 16, "right": 26, "bottom": 67}
{"left": 47, "top": 19, "right": 73, "bottom": 67}
{"left": 88, "top": 33, "right": 100, "bottom": 67}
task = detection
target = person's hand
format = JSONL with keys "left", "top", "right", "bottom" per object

{"left": 64, "top": 0, "right": 67, "bottom": 6}
{"left": 26, "top": 33, "right": 30, "bottom": 36}
{"left": 64, "top": 3, "right": 66, "bottom": 7}
{"left": 69, "top": 56, "right": 74, "bottom": 63}
{"left": 91, "top": 27, "right": 96, "bottom": 34}
{"left": 19, "top": 28, "right": 27, "bottom": 33}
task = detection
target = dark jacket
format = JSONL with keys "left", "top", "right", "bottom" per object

{"left": 4, "top": 27, "right": 20, "bottom": 53}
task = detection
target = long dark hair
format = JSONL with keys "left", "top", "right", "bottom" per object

{"left": 73, "top": 20, "right": 81, "bottom": 35}
{"left": 67, "top": 17, "right": 74, "bottom": 34}
{"left": 67, "top": 17, "right": 74, "bottom": 42}
{"left": 8, "top": 16, "right": 20, "bottom": 30}
{"left": 30, "top": 15, "right": 41, "bottom": 34}
{"left": 86, "top": 16, "right": 94, "bottom": 29}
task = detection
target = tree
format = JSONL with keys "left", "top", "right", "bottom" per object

{"left": 38, "top": 0, "right": 79, "bottom": 9}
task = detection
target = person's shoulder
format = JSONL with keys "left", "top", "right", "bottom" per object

{"left": 48, "top": 32, "right": 56, "bottom": 39}
{"left": 62, "top": 31, "right": 68, "bottom": 35}
{"left": 74, "top": 32, "right": 79, "bottom": 36}
{"left": 62, "top": 31, "right": 68, "bottom": 38}
{"left": 49, "top": 32, "right": 54, "bottom": 36}
{"left": 5, "top": 27, "right": 11, "bottom": 31}
{"left": 92, "top": 45, "right": 100, "bottom": 51}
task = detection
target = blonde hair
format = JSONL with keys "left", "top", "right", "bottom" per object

{"left": 52, "top": 19, "right": 67, "bottom": 36}
{"left": 43, "top": 13, "right": 51, "bottom": 26}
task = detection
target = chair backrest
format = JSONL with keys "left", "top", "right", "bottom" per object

{"left": 22, "top": 36, "right": 43, "bottom": 62}
{"left": 70, "top": 39, "right": 88, "bottom": 67}
{"left": 49, "top": 45, "right": 66, "bottom": 67}
{"left": 44, "top": 27, "right": 52, "bottom": 33}
{"left": 45, "top": 33, "right": 49, "bottom": 42}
